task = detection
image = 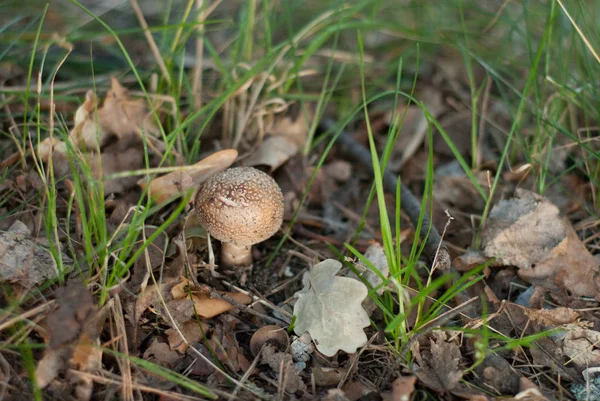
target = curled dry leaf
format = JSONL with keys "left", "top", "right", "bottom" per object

{"left": 97, "top": 77, "right": 160, "bottom": 140}
{"left": 482, "top": 189, "right": 600, "bottom": 301}
{"left": 139, "top": 148, "right": 238, "bottom": 204}
{"left": 134, "top": 275, "right": 252, "bottom": 333}
{"left": 35, "top": 77, "right": 164, "bottom": 196}
{"left": 293, "top": 259, "right": 370, "bottom": 357}
{"left": 243, "top": 105, "right": 311, "bottom": 171}
{"left": 69, "top": 90, "right": 107, "bottom": 150}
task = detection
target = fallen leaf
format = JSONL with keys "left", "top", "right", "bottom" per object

{"left": 482, "top": 189, "right": 600, "bottom": 301}
{"left": 190, "top": 291, "right": 253, "bottom": 319}
{"left": 170, "top": 276, "right": 253, "bottom": 319}
{"left": 0, "top": 221, "right": 61, "bottom": 290}
{"left": 208, "top": 317, "right": 250, "bottom": 375}
{"left": 143, "top": 339, "right": 182, "bottom": 368}
{"left": 324, "top": 160, "right": 352, "bottom": 182}
{"left": 88, "top": 146, "right": 144, "bottom": 194}
{"left": 293, "top": 259, "right": 370, "bottom": 357}
{"left": 391, "top": 376, "right": 416, "bottom": 401}
{"left": 34, "top": 78, "right": 165, "bottom": 196}
{"left": 385, "top": 87, "right": 445, "bottom": 171}
{"left": 166, "top": 320, "right": 210, "bottom": 353}
{"left": 46, "top": 282, "right": 96, "bottom": 348}
{"left": 140, "top": 148, "right": 238, "bottom": 204}
{"left": 35, "top": 282, "right": 98, "bottom": 390}
{"left": 561, "top": 327, "right": 600, "bottom": 370}
{"left": 524, "top": 307, "right": 580, "bottom": 327}
{"left": 261, "top": 344, "right": 307, "bottom": 393}
{"left": 244, "top": 105, "right": 310, "bottom": 171}
{"left": 69, "top": 90, "right": 108, "bottom": 150}
{"left": 243, "top": 136, "right": 300, "bottom": 171}
{"left": 342, "top": 380, "right": 373, "bottom": 401}
{"left": 97, "top": 77, "right": 160, "bottom": 140}
{"left": 350, "top": 241, "right": 389, "bottom": 294}
{"left": 412, "top": 331, "right": 463, "bottom": 393}
{"left": 472, "top": 353, "right": 520, "bottom": 395}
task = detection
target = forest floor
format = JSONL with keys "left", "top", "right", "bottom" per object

{"left": 1, "top": 1, "right": 600, "bottom": 400}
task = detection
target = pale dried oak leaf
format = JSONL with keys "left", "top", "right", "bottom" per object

{"left": 482, "top": 189, "right": 600, "bottom": 301}
{"left": 293, "top": 259, "right": 370, "bottom": 357}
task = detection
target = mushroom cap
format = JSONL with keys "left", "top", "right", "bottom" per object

{"left": 194, "top": 167, "right": 284, "bottom": 246}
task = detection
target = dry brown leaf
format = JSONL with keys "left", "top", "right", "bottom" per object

{"left": 208, "top": 318, "right": 250, "bottom": 375}
{"left": 529, "top": 337, "right": 580, "bottom": 382}
{"left": 97, "top": 77, "right": 160, "bottom": 140}
{"left": 342, "top": 381, "right": 374, "bottom": 401}
{"left": 385, "top": 87, "right": 445, "bottom": 171}
{"left": 35, "top": 348, "right": 71, "bottom": 389}
{"left": 322, "top": 389, "right": 351, "bottom": 401}
{"left": 472, "top": 353, "right": 520, "bottom": 395}
{"left": 69, "top": 90, "right": 108, "bottom": 150}
{"left": 261, "top": 344, "right": 307, "bottom": 393}
{"left": 88, "top": 146, "right": 144, "bottom": 194}
{"left": 139, "top": 148, "right": 238, "bottom": 204}
{"left": 35, "top": 282, "right": 98, "bottom": 390}
{"left": 324, "top": 160, "right": 352, "bottom": 182}
{"left": 243, "top": 135, "right": 300, "bottom": 171}
{"left": 143, "top": 339, "right": 182, "bottom": 368}
{"left": 190, "top": 291, "right": 252, "bottom": 319}
{"left": 391, "top": 376, "right": 417, "bottom": 401}
{"left": 523, "top": 307, "right": 580, "bottom": 327}
{"left": 482, "top": 189, "right": 600, "bottom": 301}
{"left": 412, "top": 331, "right": 463, "bottom": 393}
{"left": 166, "top": 319, "right": 210, "bottom": 353}
{"left": 34, "top": 78, "right": 164, "bottom": 196}
{"left": 243, "top": 106, "right": 310, "bottom": 171}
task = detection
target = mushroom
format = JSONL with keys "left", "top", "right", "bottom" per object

{"left": 194, "top": 167, "right": 284, "bottom": 267}
{"left": 249, "top": 325, "right": 290, "bottom": 356}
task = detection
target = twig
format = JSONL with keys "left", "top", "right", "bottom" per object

{"left": 321, "top": 118, "right": 451, "bottom": 269}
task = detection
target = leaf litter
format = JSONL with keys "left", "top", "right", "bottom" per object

{"left": 1, "top": 9, "right": 600, "bottom": 401}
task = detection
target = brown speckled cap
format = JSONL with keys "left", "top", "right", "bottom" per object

{"left": 194, "top": 167, "right": 284, "bottom": 246}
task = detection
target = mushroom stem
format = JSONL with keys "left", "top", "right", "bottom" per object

{"left": 221, "top": 242, "right": 253, "bottom": 267}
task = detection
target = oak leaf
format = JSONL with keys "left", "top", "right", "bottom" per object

{"left": 293, "top": 259, "right": 370, "bottom": 357}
